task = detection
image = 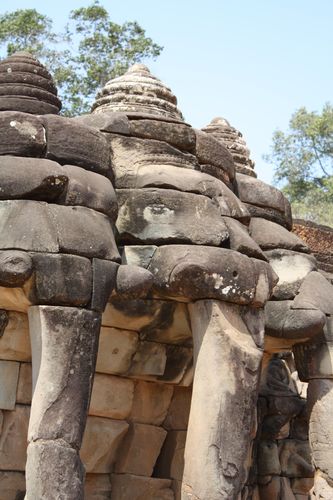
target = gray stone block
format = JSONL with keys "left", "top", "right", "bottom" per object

{"left": 0, "top": 360, "right": 19, "bottom": 410}
{"left": 250, "top": 217, "right": 310, "bottom": 252}
{"left": 0, "top": 111, "right": 45, "bottom": 157}
{"left": 129, "top": 119, "right": 196, "bottom": 152}
{"left": 0, "top": 250, "right": 33, "bottom": 287}
{"left": 91, "top": 259, "right": 119, "bottom": 312}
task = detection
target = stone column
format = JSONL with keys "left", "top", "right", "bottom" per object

{"left": 25, "top": 306, "right": 101, "bottom": 499}
{"left": 182, "top": 300, "right": 263, "bottom": 500}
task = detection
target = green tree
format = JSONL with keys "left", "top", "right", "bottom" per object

{"left": 0, "top": 2, "right": 162, "bottom": 115}
{"left": 265, "top": 104, "right": 333, "bottom": 226}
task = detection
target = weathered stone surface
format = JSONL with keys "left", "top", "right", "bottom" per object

{"left": 109, "top": 134, "right": 199, "bottom": 187}
{"left": 0, "top": 360, "right": 19, "bottom": 410}
{"left": 89, "top": 373, "right": 134, "bottom": 419}
{"left": 244, "top": 202, "right": 292, "bottom": 230}
{"left": 265, "top": 300, "right": 326, "bottom": 339}
{"left": 0, "top": 471, "right": 26, "bottom": 500}
{"left": 0, "top": 111, "right": 45, "bottom": 157}
{"left": 40, "top": 114, "right": 111, "bottom": 177}
{"left": 129, "top": 118, "right": 196, "bottom": 152}
{"left": 0, "top": 312, "right": 31, "bottom": 361}
{"left": 0, "top": 200, "right": 59, "bottom": 253}
{"left": 128, "top": 341, "right": 167, "bottom": 377}
{"left": 61, "top": 164, "right": 118, "bottom": 219}
{"left": 194, "top": 129, "right": 235, "bottom": 181}
{"left": 30, "top": 253, "right": 92, "bottom": 306}
{"left": 115, "top": 422, "right": 167, "bottom": 476}
{"left": 48, "top": 204, "right": 120, "bottom": 261}
{"left": 0, "top": 404, "right": 30, "bottom": 470}
{"left": 111, "top": 473, "right": 174, "bottom": 500}
{"left": 257, "top": 440, "right": 281, "bottom": 475}
{"left": 249, "top": 217, "right": 310, "bottom": 252}
{"left": 183, "top": 301, "right": 262, "bottom": 500}
{"left": 16, "top": 362, "right": 32, "bottom": 405}
{"left": 102, "top": 298, "right": 171, "bottom": 330}
{"left": 148, "top": 245, "right": 258, "bottom": 304}
{"left": 159, "top": 344, "right": 193, "bottom": 384}
{"left": 279, "top": 439, "right": 314, "bottom": 477}
{"left": 291, "top": 477, "right": 314, "bottom": 494}
{"left": 74, "top": 111, "right": 131, "bottom": 135}
{"left": 311, "top": 471, "right": 333, "bottom": 499}
{"left": 155, "top": 430, "right": 186, "bottom": 480}
{"left": 265, "top": 249, "right": 317, "bottom": 299}
{"left": 0, "top": 96, "right": 58, "bottom": 115}
{"left": 81, "top": 416, "right": 129, "bottom": 473}
{"left": 84, "top": 474, "right": 112, "bottom": 500}
{"left": 223, "top": 217, "right": 267, "bottom": 260}
{"left": 26, "top": 440, "right": 84, "bottom": 500}
{"left": 115, "top": 264, "right": 154, "bottom": 299}
{"left": 258, "top": 477, "right": 281, "bottom": 500}
{"left": 292, "top": 271, "right": 333, "bottom": 314}
{"left": 139, "top": 302, "right": 192, "bottom": 345}
{"left": 96, "top": 326, "right": 139, "bottom": 375}
{"left": 91, "top": 259, "right": 119, "bottom": 312}
{"left": 130, "top": 380, "right": 173, "bottom": 425}
{"left": 28, "top": 306, "right": 101, "bottom": 448}
{"left": 0, "top": 250, "right": 33, "bottom": 287}
{"left": 116, "top": 188, "right": 229, "bottom": 246}
{"left": 163, "top": 386, "right": 192, "bottom": 430}
{"left": 235, "top": 173, "right": 288, "bottom": 214}
{"left": 121, "top": 245, "right": 157, "bottom": 268}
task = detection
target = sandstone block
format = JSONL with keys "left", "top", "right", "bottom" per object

{"left": 244, "top": 202, "right": 292, "bottom": 229}
{"left": 121, "top": 245, "right": 157, "bottom": 268}
{"left": 0, "top": 404, "right": 30, "bottom": 471}
{"left": 115, "top": 264, "right": 154, "bottom": 299}
{"left": 61, "top": 164, "right": 118, "bottom": 219}
{"left": 81, "top": 416, "right": 129, "bottom": 473}
{"left": 291, "top": 477, "right": 314, "bottom": 494}
{"left": 115, "top": 422, "right": 167, "bottom": 476}
{"left": 249, "top": 217, "right": 310, "bottom": 252}
{"left": 223, "top": 217, "right": 267, "bottom": 260}
{"left": 0, "top": 471, "right": 26, "bottom": 500}
{"left": 0, "top": 250, "right": 33, "bottom": 287}
{"left": 160, "top": 345, "right": 193, "bottom": 384}
{"left": 96, "top": 326, "right": 139, "bottom": 375}
{"left": 129, "top": 118, "right": 196, "bottom": 152}
{"left": 28, "top": 306, "right": 101, "bottom": 448}
{"left": 0, "top": 360, "right": 19, "bottom": 410}
{"left": 26, "top": 440, "right": 84, "bottom": 500}
{"left": 194, "top": 129, "right": 235, "bottom": 181}
{"left": 89, "top": 373, "right": 134, "bottom": 419}
{"left": 155, "top": 430, "right": 186, "bottom": 480}
{"left": 0, "top": 111, "right": 45, "bottom": 157}
{"left": 111, "top": 473, "right": 174, "bottom": 500}
{"left": 258, "top": 477, "right": 281, "bottom": 500}
{"left": 128, "top": 341, "right": 167, "bottom": 377}
{"left": 257, "top": 440, "right": 281, "bottom": 475}
{"left": 235, "top": 173, "right": 288, "bottom": 214}
{"left": 48, "top": 204, "right": 120, "bottom": 261}
{"left": 292, "top": 271, "right": 333, "bottom": 314}
{"left": 130, "top": 380, "right": 173, "bottom": 425}
{"left": 91, "top": 259, "right": 119, "bottom": 312}
{"left": 102, "top": 299, "right": 170, "bottom": 331}
{"left": 74, "top": 112, "right": 130, "bottom": 134}
{"left": 84, "top": 474, "right": 112, "bottom": 500}
{"left": 163, "top": 386, "right": 192, "bottom": 430}
{"left": 40, "top": 114, "right": 111, "bottom": 177}
{"left": 16, "top": 362, "right": 32, "bottom": 404}
{"left": 265, "top": 249, "right": 317, "bottom": 299}
{"left": 116, "top": 188, "right": 229, "bottom": 246}
{"left": 278, "top": 439, "right": 314, "bottom": 477}
{"left": 0, "top": 312, "right": 31, "bottom": 362}
{"left": 30, "top": 253, "right": 92, "bottom": 306}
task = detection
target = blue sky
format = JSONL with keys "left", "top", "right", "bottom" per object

{"left": 2, "top": 1, "right": 333, "bottom": 184}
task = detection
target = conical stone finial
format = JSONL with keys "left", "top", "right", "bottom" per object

{"left": 0, "top": 51, "right": 61, "bottom": 114}
{"left": 202, "top": 117, "right": 256, "bottom": 177}
{"left": 92, "top": 63, "right": 183, "bottom": 121}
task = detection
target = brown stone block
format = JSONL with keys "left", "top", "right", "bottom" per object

{"left": 115, "top": 422, "right": 167, "bottom": 476}
{"left": 16, "top": 362, "right": 32, "bottom": 405}
{"left": 0, "top": 111, "right": 45, "bottom": 157}
{"left": 89, "top": 373, "right": 134, "bottom": 419}
{"left": 155, "top": 430, "right": 186, "bottom": 480}
{"left": 81, "top": 416, "right": 129, "bottom": 473}
{"left": 96, "top": 326, "right": 139, "bottom": 375}
{"left": 84, "top": 474, "right": 112, "bottom": 500}
{"left": 163, "top": 386, "right": 192, "bottom": 430}
{"left": 129, "top": 119, "right": 196, "bottom": 153}
{"left": 0, "top": 404, "right": 30, "bottom": 471}
{"left": 111, "top": 473, "right": 174, "bottom": 500}
{"left": 278, "top": 439, "right": 314, "bottom": 478}
{"left": 128, "top": 341, "right": 167, "bottom": 378}
{"left": 0, "top": 360, "right": 19, "bottom": 410}
{"left": 0, "top": 471, "right": 26, "bottom": 500}
{"left": 0, "top": 312, "right": 31, "bottom": 362}
{"left": 130, "top": 380, "right": 173, "bottom": 425}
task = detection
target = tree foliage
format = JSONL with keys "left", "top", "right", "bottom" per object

{"left": 0, "top": 1, "right": 162, "bottom": 115}
{"left": 265, "top": 104, "right": 333, "bottom": 226}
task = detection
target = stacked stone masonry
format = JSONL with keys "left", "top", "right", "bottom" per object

{"left": 0, "top": 55, "right": 333, "bottom": 499}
